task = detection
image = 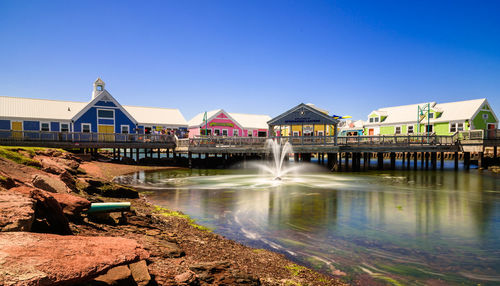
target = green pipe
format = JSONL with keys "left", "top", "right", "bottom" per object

{"left": 86, "top": 202, "right": 131, "bottom": 214}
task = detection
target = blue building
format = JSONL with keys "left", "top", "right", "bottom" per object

{"left": 0, "top": 78, "right": 188, "bottom": 139}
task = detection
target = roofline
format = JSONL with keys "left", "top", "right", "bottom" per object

{"left": 0, "top": 95, "right": 87, "bottom": 104}
{"left": 267, "top": 103, "right": 339, "bottom": 125}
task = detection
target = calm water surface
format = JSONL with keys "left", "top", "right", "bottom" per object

{"left": 115, "top": 166, "right": 500, "bottom": 285}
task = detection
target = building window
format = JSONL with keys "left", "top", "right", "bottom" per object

{"left": 233, "top": 129, "right": 239, "bottom": 136}
{"left": 222, "top": 129, "right": 228, "bottom": 136}
{"left": 41, "top": 123, "right": 50, "bottom": 131}
{"left": 408, "top": 126, "right": 414, "bottom": 133}
{"left": 97, "top": 109, "right": 114, "bottom": 119}
{"left": 483, "top": 114, "right": 489, "bottom": 119}
{"left": 214, "top": 129, "right": 220, "bottom": 136}
{"left": 317, "top": 131, "right": 324, "bottom": 136}
{"left": 369, "top": 118, "right": 374, "bottom": 123}
{"left": 395, "top": 126, "right": 401, "bottom": 134}
{"left": 429, "top": 113, "right": 434, "bottom": 119}
{"left": 293, "top": 131, "right": 299, "bottom": 136}
{"left": 97, "top": 85, "right": 103, "bottom": 91}
{"left": 248, "top": 131, "right": 252, "bottom": 137}
{"left": 121, "top": 125, "right": 129, "bottom": 134}
{"left": 374, "top": 117, "right": 379, "bottom": 122}
{"left": 457, "top": 123, "right": 464, "bottom": 131}
{"left": 426, "top": 125, "right": 433, "bottom": 133}
{"left": 61, "top": 123, "right": 69, "bottom": 132}
{"left": 82, "top": 123, "right": 91, "bottom": 133}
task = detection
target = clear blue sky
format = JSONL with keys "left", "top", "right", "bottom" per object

{"left": 1, "top": 0, "right": 499, "bottom": 121}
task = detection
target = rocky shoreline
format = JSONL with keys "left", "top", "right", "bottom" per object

{"left": 0, "top": 147, "right": 347, "bottom": 286}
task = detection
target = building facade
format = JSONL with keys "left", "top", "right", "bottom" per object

{"left": 363, "top": 99, "right": 498, "bottom": 136}
{"left": 0, "top": 79, "right": 188, "bottom": 139}
{"left": 187, "top": 109, "right": 271, "bottom": 138}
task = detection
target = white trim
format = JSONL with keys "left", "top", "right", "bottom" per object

{"left": 120, "top": 125, "right": 130, "bottom": 134}
{"left": 61, "top": 123, "right": 69, "bottom": 132}
{"left": 202, "top": 109, "right": 245, "bottom": 131}
{"left": 10, "top": 120, "right": 23, "bottom": 131}
{"left": 470, "top": 99, "right": 499, "bottom": 124}
{"left": 97, "top": 108, "right": 115, "bottom": 120}
{"left": 81, "top": 123, "right": 91, "bottom": 133}
{"left": 72, "top": 89, "right": 138, "bottom": 125}
{"left": 40, "top": 121, "right": 51, "bottom": 132}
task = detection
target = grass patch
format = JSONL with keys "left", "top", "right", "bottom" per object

{"left": 154, "top": 206, "right": 213, "bottom": 232}
{"left": 284, "top": 281, "right": 302, "bottom": 286}
{"left": 285, "top": 263, "right": 308, "bottom": 276}
{"left": 0, "top": 146, "right": 43, "bottom": 168}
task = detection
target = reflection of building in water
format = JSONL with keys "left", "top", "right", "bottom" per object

{"left": 267, "top": 189, "right": 338, "bottom": 233}
{"left": 336, "top": 172, "right": 494, "bottom": 240}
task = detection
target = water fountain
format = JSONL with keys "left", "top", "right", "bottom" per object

{"left": 262, "top": 139, "right": 294, "bottom": 180}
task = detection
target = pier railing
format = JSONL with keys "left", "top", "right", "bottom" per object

{"left": 187, "top": 134, "right": 458, "bottom": 149}
{"left": 0, "top": 130, "right": 177, "bottom": 144}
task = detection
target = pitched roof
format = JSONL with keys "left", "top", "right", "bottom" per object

{"left": 124, "top": 105, "right": 187, "bottom": 127}
{"left": 0, "top": 96, "right": 86, "bottom": 120}
{"left": 267, "top": 103, "right": 339, "bottom": 126}
{"left": 0, "top": 96, "right": 187, "bottom": 127}
{"left": 188, "top": 109, "right": 271, "bottom": 129}
{"left": 365, "top": 99, "right": 488, "bottom": 125}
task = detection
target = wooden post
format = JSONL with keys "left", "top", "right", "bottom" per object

{"left": 345, "top": 152, "right": 349, "bottom": 171}
{"left": 124, "top": 148, "right": 127, "bottom": 158}
{"left": 420, "top": 152, "right": 424, "bottom": 170}
{"left": 390, "top": 152, "right": 396, "bottom": 170}
{"left": 294, "top": 153, "right": 299, "bottom": 163}
{"left": 188, "top": 151, "right": 192, "bottom": 168}
{"left": 157, "top": 148, "right": 161, "bottom": 159}
{"left": 337, "top": 152, "right": 342, "bottom": 171}
{"left": 494, "top": 146, "right": 498, "bottom": 158}
{"left": 478, "top": 152, "right": 484, "bottom": 169}
{"left": 464, "top": 152, "right": 470, "bottom": 170}
{"left": 136, "top": 148, "right": 139, "bottom": 162}
{"left": 377, "top": 152, "right": 383, "bottom": 170}
{"left": 406, "top": 152, "right": 410, "bottom": 169}
{"left": 454, "top": 152, "right": 459, "bottom": 170}
{"left": 402, "top": 152, "right": 406, "bottom": 169}
{"left": 413, "top": 152, "right": 417, "bottom": 170}
{"left": 431, "top": 152, "right": 437, "bottom": 170}
{"left": 425, "top": 152, "right": 429, "bottom": 170}
{"left": 440, "top": 152, "right": 444, "bottom": 170}
{"left": 149, "top": 149, "right": 153, "bottom": 158}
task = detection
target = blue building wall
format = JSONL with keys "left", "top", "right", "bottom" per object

{"left": 0, "top": 119, "right": 10, "bottom": 130}
{"left": 51, "top": 122, "right": 60, "bottom": 132}
{"left": 74, "top": 108, "right": 97, "bottom": 132}
{"left": 114, "top": 109, "right": 136, "bottom": 133}
{"left": 74, "top": 105, "right": 136, "bottom": 133}
{"left": 23, "top": 121, "right": 40, "bottom": 131}
{"left": 95, "top": 101, "right": 117, "bottom": 107}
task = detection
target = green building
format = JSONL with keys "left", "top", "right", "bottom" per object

{"left": 363, "top": 98, "right": 498, "bottom": 137}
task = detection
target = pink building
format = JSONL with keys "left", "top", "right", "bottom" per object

{"left": 187, "top": 109, "right": 271, "bottom": 138}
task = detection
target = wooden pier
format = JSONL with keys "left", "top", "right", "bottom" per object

{"left": 1, "top": 130, "right": 499, "bottom": 171}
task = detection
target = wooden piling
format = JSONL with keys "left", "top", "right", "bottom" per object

{"left": 431, "top": 152, "right": 437, "bottom": 170}
{"left": 440, "top": 152, "right": 444, "bottom": 170}
{"left": 377, "top": 152, "right": 383, "bottom": 170}
{"left": 464, "top": 152, "right": 470, "bottom": 170}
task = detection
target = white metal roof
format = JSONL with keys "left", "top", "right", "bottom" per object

{"left": 188, "top": 109, "right": 271, "bottom": 129}
{"left": 364, "top": 99, "right": 487, "bottom": 125}
{"left": 0, "top": 96, "right": 187, "bottom": 127}
{"left": 0, "top": 96, "right": 86, "bottom": 120}
{"left": 123, "top": 105, "right": 187, "bottom": 127}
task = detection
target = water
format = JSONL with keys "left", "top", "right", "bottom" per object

{"left": 115, "top": 167, "right": 500, "bottom": 285}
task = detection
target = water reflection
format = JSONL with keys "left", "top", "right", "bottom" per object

{"left": 115, "top": 168, "right": 500, "bottom": 285}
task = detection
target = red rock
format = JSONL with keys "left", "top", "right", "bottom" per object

{"left": 0, "top": 190, "right": 35, "bottom": 232}
{"left": 10, "top": 186, "right": 72, "bottom": 235}
{"left": 32, "top": 174, "right": 71, "bottom": 193}
{"left": 93, "top": 265, "right": 134, "bottom": 285}
{"left": 129, "top": 260, "right": 151, "bottom": 286}
{"left": 50, "top": 192, "right": 91, "bottom": 217}
{"left": 175, "top": 271, "right": 198, "bottom": 285}
{"left": 0, "top": 232, "right": 149, "bottom": 286}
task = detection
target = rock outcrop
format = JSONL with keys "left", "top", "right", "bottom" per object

{"left": 0, "top": 190, "right": 35, "bottom": 232}
{"left": 0, "top": 232, "right": 149, "bottom": 286}
{"left": 10, "top": 186, "right": 72, "bottom": 235}
{"left": 50, "top": 192, "right": 91, "bottom": 218}
{"left": 32, "top": 174, "right": 72, "bottom": 193}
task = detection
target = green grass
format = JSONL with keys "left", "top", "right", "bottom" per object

{"left": 285, "top": 263, "right": 308, "bottom": 276}
{"left": 0, "top": 146, "right": 43, "bottom": 168}
{"left": 154, "top": 206, "right": 213, "bottom": 232}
